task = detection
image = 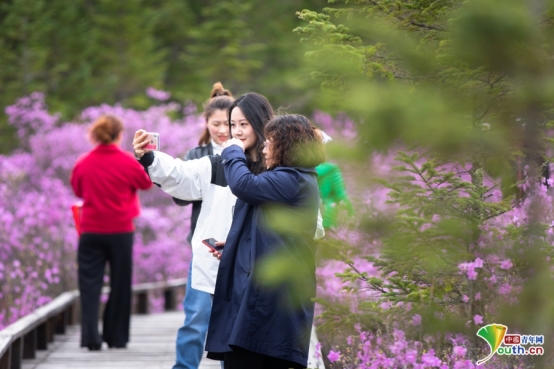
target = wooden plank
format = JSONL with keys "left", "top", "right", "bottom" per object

{"left": 20, "top": 312, "right": 220, "bottom": 369}
{"left": 131, "top": 278, "right": 187, "bottom": 293}
{"left": 33, "top": 292, "right": 79, "bottom": 319}
{"left": 100, "top": 278, "right": 187, "bottom": 295}
{"left": 2, "top": 280, "right": 189, "bottom": 369}
{"left": 1, "top": 292, "right": 78, "bottom": 343}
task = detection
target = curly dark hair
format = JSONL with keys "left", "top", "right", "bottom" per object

{"left": 264, "top": 115, "right": 325, "bottom": 169}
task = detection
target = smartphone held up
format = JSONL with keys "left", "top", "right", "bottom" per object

{"left": 144, "top": 132, "right": 160, "bottom": 151}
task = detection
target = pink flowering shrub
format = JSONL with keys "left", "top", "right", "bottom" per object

{"left": 311, "top": 112, "right": 553, "bottom": 367}
{"left": 0, "top": 91, "right": 204, "bottom": 328}
{"left": 325, "top": 328, "right": 531, "bottom": 369}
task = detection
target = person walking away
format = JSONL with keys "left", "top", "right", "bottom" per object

{"left": 70, "top": 115, "right": 152, "bottom": 350}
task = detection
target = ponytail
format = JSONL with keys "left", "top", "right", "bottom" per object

{"left": 198, "top": 82, "right": 235, "bottom": 145}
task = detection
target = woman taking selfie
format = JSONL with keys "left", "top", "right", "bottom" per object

{"left": 205, "top": 114, "right": 325, "bottom": 369}
{"left": 71, "top": 115, "right": 152, "bottom": 350}
{"left": 171, "top": 82, "right": 234, "bottom": 369}
{"left": 132, "top": 92, "right": 275, "bottom": 366}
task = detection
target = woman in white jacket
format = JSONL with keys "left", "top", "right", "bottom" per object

{"left": 134, "top": 93, "right": 277, "bottom": 368}
{"left": 170, "top": 82, "right": 234, "bottom": 369}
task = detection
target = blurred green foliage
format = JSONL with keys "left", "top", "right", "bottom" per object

{"left": 294, "top": 0, "right": 554, "bottom": 364}
{"left": 0, "top": 0, "right": 327, "bottom": 152}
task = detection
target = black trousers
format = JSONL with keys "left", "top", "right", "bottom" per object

{"left": 78, "top": 232, "right": 133, "bottom": 348}
{"left": 224, "top": 347, "right": 305, "bottom": 369}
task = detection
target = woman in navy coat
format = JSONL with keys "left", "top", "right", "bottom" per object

{"left": 206, "top": 115, "right": 325, "bottom": 369}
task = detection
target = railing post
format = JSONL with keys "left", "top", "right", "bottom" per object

{"left": 63, "top": 307, "right": 72, "bottom": 327}
{"left": 163, "top": 288, "right": 176, "bottom": 311}
{"left": 37, "top": 322, "right": 48, "bottom": 350}
{"left": 54, "top": 312, "right": 66, "bottom": 335}
{"left": 47, "top": 318, "right": 54, "bottom": 343}
{"left": 22, "top": 330, "right": 36, "bottom": 359}
{"left": 69, "top": 301, "right": 79, "bottom": 326}
{"left": 0, "top": 347, "right": 10, "bottom": 369}
{"left": 136, "top": 292, "right": 149, "bottom": 315}
{"left": 9, "top": 337, "right": 22, "bottom": 369}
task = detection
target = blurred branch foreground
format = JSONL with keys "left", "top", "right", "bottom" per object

{"left": 291, "top": 0, "right": 554, "bottom": 367}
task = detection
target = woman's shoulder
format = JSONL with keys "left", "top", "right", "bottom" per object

{"left": 267, "top": 167, "right": 318, "bottom": 186}
{"left": 272, "top": 166, "right": 318, "bottom": 176}
{"left": 185, "top": 143, "right": 212, "bottom": 160}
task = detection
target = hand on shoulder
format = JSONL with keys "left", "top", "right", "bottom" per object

{"left": 222, "top": 138, "right": 245, "bottom": 151}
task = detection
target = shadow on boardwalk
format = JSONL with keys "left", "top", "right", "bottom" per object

{"left": 21, "top": 312, "right": 219, "bottom": 369}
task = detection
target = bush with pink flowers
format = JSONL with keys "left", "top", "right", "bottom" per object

{"left": 0, "top": 91, "right": 204, "bottom": 328}
{"left": 2, "top": 95, "right": 553, "bottom": 368}
{"left": 310, "top": 111, "right": 553, "bottom": 368}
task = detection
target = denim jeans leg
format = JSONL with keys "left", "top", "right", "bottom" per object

{"left": 173, "top": 260, "right": 213, "bottom": 369}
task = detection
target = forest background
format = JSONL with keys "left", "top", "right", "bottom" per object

{"left": 3, "top": 0, "right": 554, "bottom": 368}
{"left": 0, "top": 0, "right": 326, "bottom": 152}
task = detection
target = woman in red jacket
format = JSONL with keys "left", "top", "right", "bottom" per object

{"left": 70, "top": 115, "right": 152, "bottom": 351}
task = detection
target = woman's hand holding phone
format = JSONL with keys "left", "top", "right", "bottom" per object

{"left": 203, "top": 238, "right": 225, "bottom": 260}
{"left": 133, "top": 130, "right": 160, "bottom": 158}
{"left": 133, "top": 130, "right": 149, "bottom": 158}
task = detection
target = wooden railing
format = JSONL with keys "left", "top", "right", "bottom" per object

{"left": 0, "top": 278, "right": 187, "bottom": 369}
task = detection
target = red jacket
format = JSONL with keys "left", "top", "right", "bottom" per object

{"left": 70, "top": 144, "right": 152, "bottom": 234}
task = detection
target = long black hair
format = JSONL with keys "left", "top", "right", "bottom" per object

{"left": 228, "top": 92, "right": 274, "bottom": 174}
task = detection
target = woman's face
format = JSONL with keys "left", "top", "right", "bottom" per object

{"left": 262, "top": 138, "right": 274, "bottom": 168}
{"left": 230, "top": 107, "right": 257, "bottom": 153}
{"left": 207, "top": 109, "right": 229, "bottom": 145}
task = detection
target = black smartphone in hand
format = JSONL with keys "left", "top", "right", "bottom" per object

{"left": 202, "top": 238, "right": 224, "bottom": 253}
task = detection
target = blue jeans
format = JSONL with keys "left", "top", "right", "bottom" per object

{"left": 173, "top": 260, "right": 215, "bottom": 369}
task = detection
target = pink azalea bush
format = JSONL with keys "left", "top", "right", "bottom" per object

{"left": 0, "top": 91, "right": 204, "bottom": 328}
{"left": 311, "top": 110, "right": 553, "bottom": 367}
{"left": 2, "top": 100, "right": 552, "bottom": 368}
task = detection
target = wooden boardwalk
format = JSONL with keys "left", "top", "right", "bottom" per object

{"left": 20, "top": 311, "right": 220, "bottom": 369}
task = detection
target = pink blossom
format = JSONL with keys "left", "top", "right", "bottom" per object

{"left": 421, "top": 350, "right": 442, "bottom": 366}
{"left": 453, "top": 346, "right": 467, "bottom": 357}
{"left": 500, "top": 259, "right": 513, "bottom": 269}
{"left": 327, "top": 350, "right": 341, "bottom": 362}
{"left": 498, "top": 284, "right": 512, "bottom": 295}
{"left": 146, "top": 87, "right": 171, "bottom": 101}
{"left": 473, "top": 315, "right": 483, "bottom": 325}
{"left": 412, "top": 314, "right": 422, "bottom": 326}
{"left": 315, "top": 342, "right": 322, "bottom": 359}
